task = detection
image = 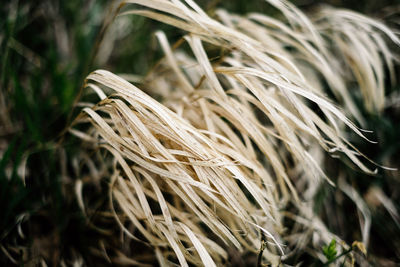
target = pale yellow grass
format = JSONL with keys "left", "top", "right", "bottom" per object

{"left": 70, "top": 0, "right": 399, "bottom": 265}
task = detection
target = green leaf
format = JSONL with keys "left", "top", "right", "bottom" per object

{"left": 323, "top": 239, "right": 337, "bottom": 261}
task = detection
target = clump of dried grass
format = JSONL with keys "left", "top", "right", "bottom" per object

{"left": 70, "top": 0, "right": 399, "bottom": 265}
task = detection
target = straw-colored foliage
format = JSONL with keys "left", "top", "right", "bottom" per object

{"left": 70, "top": 0, "right": 399, "bottom": 265}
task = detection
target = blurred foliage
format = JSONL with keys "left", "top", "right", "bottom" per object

{"left": 1, "top": 0, "right": 399, "bottom": 265}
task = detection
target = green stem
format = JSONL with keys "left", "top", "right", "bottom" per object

{"left": 323, "top": 248, "right": 353, "bottom": 266}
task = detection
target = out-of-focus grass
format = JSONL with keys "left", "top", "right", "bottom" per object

{"left": 0, "top": 0, "right": 109, "bottom": 264}
{"left": 1, "top": 0, "right": 399, "bottom": 265}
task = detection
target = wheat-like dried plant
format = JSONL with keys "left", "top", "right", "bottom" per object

{"left": 70, "top": 0, "right": 399, "bottom": 265}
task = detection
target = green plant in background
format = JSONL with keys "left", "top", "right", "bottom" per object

{"left": 322, "top": 239, "right": 368, "bottom": 266}
{"left": 1, "top": 0, "right": 400, "bottom": 266}
{"left": 0, "top": 0, "right": 112, "bottom": 265}
{"left": 323, "top": 239, "right": 337, "bottom": 263}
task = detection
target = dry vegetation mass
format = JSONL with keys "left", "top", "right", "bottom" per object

{"left": 2, "top": 0, "right": 400, "bottom": 266}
